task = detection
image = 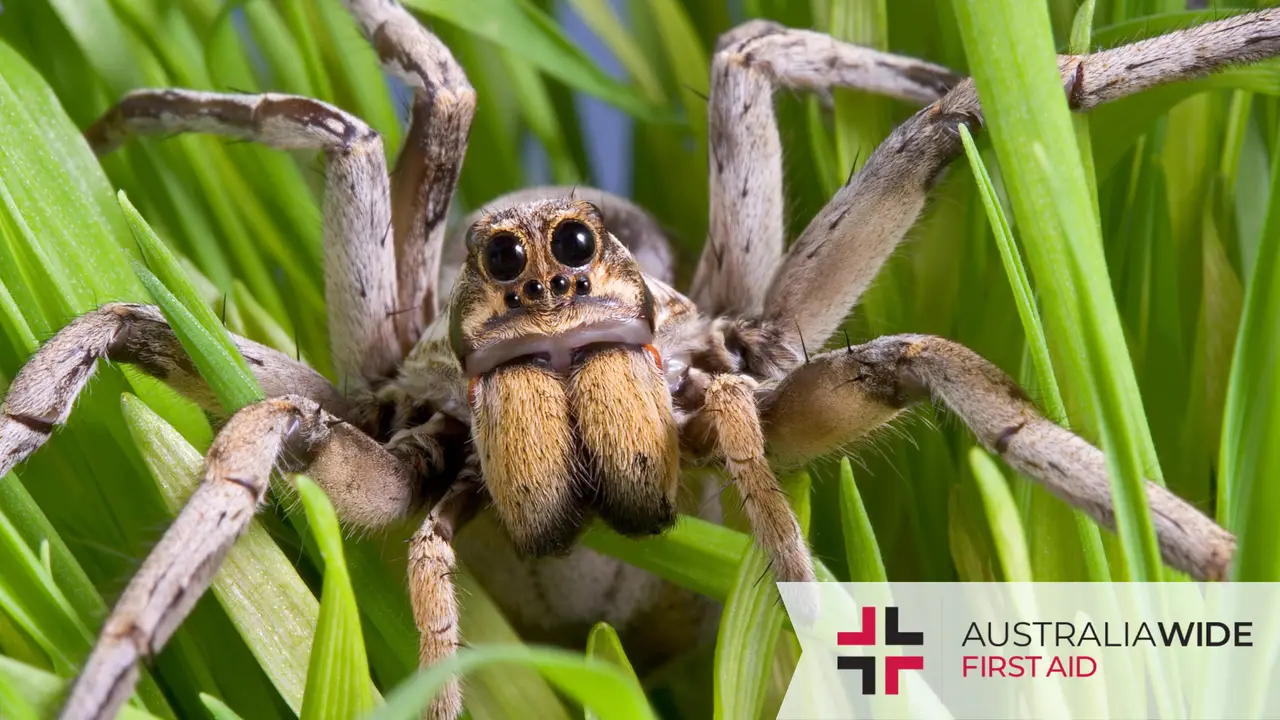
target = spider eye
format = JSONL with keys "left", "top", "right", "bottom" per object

{"left": 483, "top": 233, "right": 526, "bottom": 282}
{"left": 550, "top": 220, "right": 596, "bottom": 267}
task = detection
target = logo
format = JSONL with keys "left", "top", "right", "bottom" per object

{"left": 836, "top": 606, "right": 924, "bottom": 695}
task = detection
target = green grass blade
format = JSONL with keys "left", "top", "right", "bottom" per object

{"left": 296, "top": 476, "right": 378, "bottom": 720}
{"left": 454, "top": 569, "right": 574, "bottom": 720}
{"left": 583, "top": 514, "right": 749, "bottom": 601}
{"left": 0, "top": 474, "right": 106, "bottom": 635}
{"left": 1220, "top": 116, "right": 1280, "bottom": 581}
{"left": 837, "top": 457, "right": 887, "bottom": 583}
{"left": 0, "top": 662, "right": 39, "bottom": 720}
{"left": 199, "top": 693, "right": 247, "bottom": 720}
{"left": 713, "top": 471, "right": 809, "bottom": 720}
{"left": 122, "top": 191, "right": 264, "bottom": 412}
{"left": 498, "top": 50, "right": 581, "bottom": 184}
{"left": 403, "top": 0, "right": 670, "bottom": 122}
{"left": 968, "top": 448, "right": 1033, "bottom": 581}
{"left": 959, "top": 123, "right": 1110, "bottom": 582}
{"left": 951, "top": 0, "right": 1164, "bottom": 583}
{"left": 563, "top": 0, "right": 665, "bottom": 103}
{"left": 0, "top": 655, "right": 165, "bottom": 720}
{"left": 0, "top": 474, "right": 94, "bottom": 675}
{"left": 644, "top": 0, "right": 709, "bottom": 139}
{"left": 1069, "top": 0, "right": 1100, "bottom": 211}
{"left": 585, "top": 624, "right": 643, "bottom": 720}
{"left": 713, "top": 544, "right": 782, "bottom": 720}
{"left": 367, "top": 646, "right": 657, "bottom": 720}
{"left": 959, "top": 126, "right": 1065, "bottom": 422}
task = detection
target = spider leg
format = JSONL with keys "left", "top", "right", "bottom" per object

{"left": 688, "top": 373, "right": 815, "bottom": 585}
{"left": 762, "top": 8, "right": 1280, "bottom": 353}
{"left": 408, "top": 455, "right": 484, "bottom": 720}
{"left": 60, "top": 394, "right": 427, "bottom": 720}
{"left": 86, "top": 89, "right": 399, "bottom": 384}
{"left": 0, "top": 303, "right": 348, "bottom": 478}
{"left": 694, "top": 19, "right": 960, "bottom": 318}
{"left": 758, "top": 336, "right": 1235, "bottom": 581}
{"left": 342, "top": 0, "right": 475, "bottom": 349}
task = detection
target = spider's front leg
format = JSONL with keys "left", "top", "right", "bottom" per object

{"left": 0, "top": 308, "right": 435, "bottom": 720}
{"left": 682, "top": 371, "right": 816, "bottom": 585}
{"left": 408, "top": 453, "right": 484, "bottom": 720}
{"left": 757, "top": 337, "right": 1236, "bottom": 580}
{"left": 59, "top": 394, "right": 431, "bottom": 719}
{"left": 0, "top": 303, "right": 350, "bottom": 478}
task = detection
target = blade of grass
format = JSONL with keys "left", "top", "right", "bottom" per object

{"left": 200, "top": 693, "right": 247, "bottom": 720}
{"left": 296, "top": 476, "right": 378, "bottom": 719}
{"left": 951, "top": 0, "right": 1164, "bottom": 584}
{"left": 959, "top": 123, "right": 1109, "bottom": 582}
{"left": 403, "top": 0, "right": 671, "bottom": 122}
{"left": 582, "top": 510, "right": 749, "bottom": 602}
{"left": 0, "top": 476, "right": 95, "bottom": 675}
{"left": 585, "top": 623, "right": 643, "bottom": 720}
{"left": 122, "top": 191, "right": 263, "bottom": 411}
{"left": 837, "top": 457, "right": 887, "bottom": 583}
{"left": 453, "top": 567, "right": 574, "bottom": 720}
{"left": 0, "top": 662, "right": 39, "bottom": 720}
{"left": 968, "top": 448, "right": 1033, "bottom": 581}
{"left": 563, "top": 0, "right": 665, "bottom": 103}
{"left": 0, "top": 655, "right": 165, "bottom": 720}
{"left": 368, "top": 645, "right": 657, "bottom": 720}
{"left": 1069, "top": 0, "right": 1100, "bottom": 212}
{"left": 1220, "top": 115, "right": 1280, "bottom": 580}
{"left": 713, "top": 471, "right": 809, "bottom": 720}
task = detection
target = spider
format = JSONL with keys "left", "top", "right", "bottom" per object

{"left": 0, "top": 1, "right": 1271, "bottom": 717}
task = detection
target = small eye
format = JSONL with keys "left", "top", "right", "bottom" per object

{"left": 483, "top": 233, "right": 526, "bottom": 282}
{"left": 550, "top": 221, "right": 596, "bottom": 267}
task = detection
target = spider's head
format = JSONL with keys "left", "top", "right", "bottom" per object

{"left": 447, "top": 198, "right": 678, "bottom": 557}
{"left": 448, "top": 197, "right": 656, "bottom": 377}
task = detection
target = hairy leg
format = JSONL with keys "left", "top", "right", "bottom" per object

{"left": 763, "top": 8, "right": 1280, "bottom": 354}
{"left": 60, "top": 395, "right": 425, "bottom": 720}
{"left": 408, "top": 456, "right": 484, "bottom": 720}
{"left": 87, "top": 89, "right": 399, "bottom": 383}
{"left": 693, "top": 19, "right": 960, "bottom": 317}
{"left": 758, "top": 336, "right": 1235, "bottom": 580}
{"left": 0, "top": 303, "right": 348, "bottom": 478}
{"left": 685, "top": 372, "right": 815, "bottom": 584}
{"left": 342, "top": 0, "right": 475, "bottom": 348}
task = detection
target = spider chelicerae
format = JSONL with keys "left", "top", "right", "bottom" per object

{"left": 0, "top": 1, "right": 1271, "bottom": 717}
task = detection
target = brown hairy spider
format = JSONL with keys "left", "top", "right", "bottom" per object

{"left": 0, "top": 1, "right": 1272, "bottom": 717}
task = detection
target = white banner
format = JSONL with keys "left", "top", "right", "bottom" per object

{"left": 778, "top": 583, "right": 1280, "bottom": 719}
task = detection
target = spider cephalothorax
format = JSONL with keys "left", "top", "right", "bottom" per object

{"left": 0, "top": 1, "right": 1271, "bottom": 718}
{"left": 449, "top": 197, "right": 678, "bottom": 555}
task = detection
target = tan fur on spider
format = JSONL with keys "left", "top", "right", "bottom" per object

{"left": 0, "top": 1, "right": 1272, "bottom": 718}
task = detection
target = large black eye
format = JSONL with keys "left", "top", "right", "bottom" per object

{"left": 483, "top": 233, "right": 526, "bottom": 282}
{"left": 550, "top": 220, "right": 596, "bottom": 267}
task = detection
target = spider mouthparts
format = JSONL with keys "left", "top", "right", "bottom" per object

{"left": 462, "top": 318, "right": 654, "bottom": 377}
